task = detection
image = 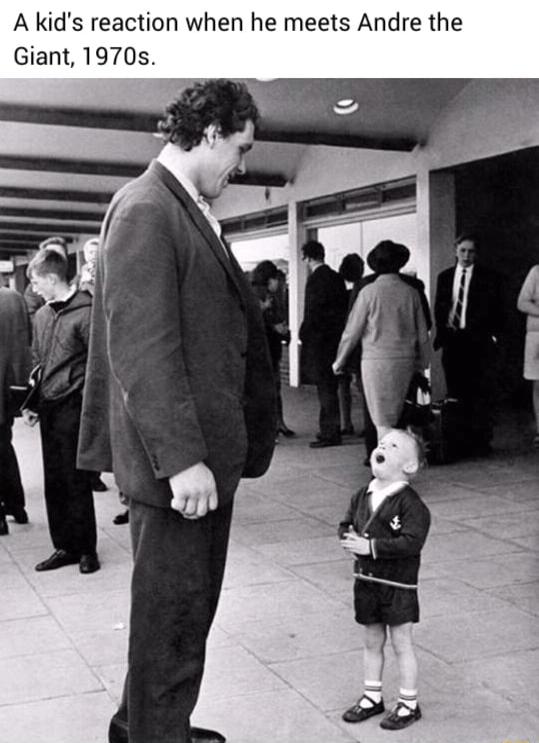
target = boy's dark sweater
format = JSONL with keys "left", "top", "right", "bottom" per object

{"left": 339, "top": 483, "right": 431, "bottom": 589}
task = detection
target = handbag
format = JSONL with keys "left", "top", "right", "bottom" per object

{"left": 401, "top": 372, "right": 433, "bottom": 428}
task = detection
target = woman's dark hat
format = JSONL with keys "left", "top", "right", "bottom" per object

{"left": 367, "top": 240, "right": 410, "bottom": 273}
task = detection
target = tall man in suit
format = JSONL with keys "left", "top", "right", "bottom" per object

{"left": 78, "top": 80, "right": 276, "bottom": 743}
{"left": 299, "top": 240, "right": 348, "bottom": 448}
{"left": 434, "top": 233, "right": 505, "bottom": 454}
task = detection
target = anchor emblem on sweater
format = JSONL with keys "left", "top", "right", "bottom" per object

{"left": 389, "top": 515, "right": 401, "bottom": 531}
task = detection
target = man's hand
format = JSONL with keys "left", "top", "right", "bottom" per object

{"left": 169, "top": 462, "right": 218, "bottom": 520}
{"left": 340, "top": 530, "right": 371, "bottom": 556}
{"left": 22, "top": 408, "right": 39, "bottom": 427}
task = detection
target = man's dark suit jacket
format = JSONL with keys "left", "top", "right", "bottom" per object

{"left": 299, "top": 264, "right": 348, "bottom": 383}
{"left": 434, "top": 264, "right": 504, "bottom": 350}
{"left": 78, "top": 161, "right": 276, "bottom": 508}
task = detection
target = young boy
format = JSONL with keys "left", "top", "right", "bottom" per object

{"left": 339, "top": 428, "right": 430, "bottom": 730}
{"left": 22, "top": 248, "right": 99, "bottom": 574}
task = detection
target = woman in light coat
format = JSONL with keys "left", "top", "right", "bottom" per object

{"left": 333, "top": 241, "right": 430, "bottom": 443}
{"left": 517, "top": 264, "right": 539, "bottom": 447}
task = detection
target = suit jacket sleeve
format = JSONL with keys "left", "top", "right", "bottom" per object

{"left": 333, "top": 290, "right": 368, "bottom": 372}
{"left": 102, "top": 201, "right": 208, "bottom": 480}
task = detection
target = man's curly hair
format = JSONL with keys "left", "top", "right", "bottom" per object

{"left": 157, "top": 79, "right": 259, "bottom": 150}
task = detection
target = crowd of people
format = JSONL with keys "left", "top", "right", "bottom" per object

{"left": 0, "top": 79, "right": 537, "bottom": 742}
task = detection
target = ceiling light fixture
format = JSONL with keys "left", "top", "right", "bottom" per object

{"left": 333, "top": 98, "right": 359, "bottom": 115}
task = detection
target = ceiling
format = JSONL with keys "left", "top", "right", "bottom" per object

{"left": 0, "top": 78, "right": 470, "bottom": 260}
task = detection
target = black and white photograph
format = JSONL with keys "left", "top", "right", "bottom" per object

{"left": 0, "top": 77, "right": 538, "bottom": 743}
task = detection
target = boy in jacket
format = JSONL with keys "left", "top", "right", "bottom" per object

{"left": 339, "top": 428, "right": 430, "bottom": 730}
{"left": 23, "top": 248, "right": 99, "bottom": 574}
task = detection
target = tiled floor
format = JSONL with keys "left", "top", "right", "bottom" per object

{"left": 1, "top": 387, "right": 538, "bottom": 743}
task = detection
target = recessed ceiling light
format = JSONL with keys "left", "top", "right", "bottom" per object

{"left": 333, "top": 98, "right": 359, "bottom": 115}
{"left": 256, "top": 78, "right": 278, "bottom": 82}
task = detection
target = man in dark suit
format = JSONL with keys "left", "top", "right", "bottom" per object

{"left": 78, "top": 80, "right": 276, "bottom": 743}
{"left": 434, "top": 233, "right": 505, "bottom": 454}
{"left": 299, "top": 240, "right": 348, "bottom": 447}
{"left": 0, "top": 274, "right": 31, "bottom": 533}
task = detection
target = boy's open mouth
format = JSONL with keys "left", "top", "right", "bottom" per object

{"left": 375, "top": 453, "right": 385, "bottom": 464}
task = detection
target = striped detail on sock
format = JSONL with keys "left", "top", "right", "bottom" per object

{"left": 363, "top": 680, "right": 382, "bottom": 706}
{"left": 398, "top": 688, "right": 417, "bottom": 711}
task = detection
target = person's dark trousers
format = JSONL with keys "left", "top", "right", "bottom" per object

{"left": 113, "top": 498, "right": 234, "bottom": 743}
{"left": 39, "top": 392, "right": 97, "bottom": 556}
{"left": 362, "top": 398, "right": 378, "bottom": 459}
{"left": 316, "top": 370, "right": 341, "bottom": 441}
{"left": 0, "top": 419, "right": 26, "bottom": 515}
{"left": 441, "top": 329, "right": 497, "bottom": 451}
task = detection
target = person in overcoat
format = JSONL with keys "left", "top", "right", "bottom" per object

{"left": 77, "top": 80, "right": 276, "bottom": 743}
{"left": 299, "top": 240, "right": 349, "bottom": 447}
{"left": 0, "top": 276, "right": 31, "bottom": 533}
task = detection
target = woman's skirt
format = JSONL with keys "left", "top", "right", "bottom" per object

{"left": 361, "top": 357, "right": 415, "bottom": 427}
{"left": 524, "top": 330, "right": 539, "bottom": 380}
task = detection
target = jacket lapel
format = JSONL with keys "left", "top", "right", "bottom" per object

{"left": 149, "top": 161, "right": 244, "bottom": 299}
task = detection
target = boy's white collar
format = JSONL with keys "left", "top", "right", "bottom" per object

{"left": 367, "top": 479, "right": 408, "bottom": 498}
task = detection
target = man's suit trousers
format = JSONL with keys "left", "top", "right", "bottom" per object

{"left": 117, "top": 498, "right": 234, "bottom": 743}
{"left": 0, "top": 419, "right": 25, "bottom": 515}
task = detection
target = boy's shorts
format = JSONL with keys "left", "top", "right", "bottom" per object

{"left": 354, "top": 578, "right": 419, "bottom": 625}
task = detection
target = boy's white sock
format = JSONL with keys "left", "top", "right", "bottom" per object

{"left": 360, "top": 680, "right": 382, "bottom": 707}
{"left": 397, "top": 687, "right": 418, "bottom": 713}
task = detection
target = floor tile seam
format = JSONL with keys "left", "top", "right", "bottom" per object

{"left": 435, "top": 477, "right": 539, "bottom": 493}
{"left": 414, "top": 643, "right": 539, "bottom": 665}
{"left": 0, "top": 640, "right": 109, "bottom": 671}
{"left": 450, "top": 645, "right": 539, "bottom": 668}
{"left": 423, "top": 551, "right": 539, "bottom": 575}
{"left": 220, "top": 575, "right": 301, "bottom": 595}
{"left": 252, "top": 663, "right": 358, "bottom": 740}
{"left": 0, "top": 687, "right": 107, "bottom": 710}
{"left": 422, "top": 544, "right": 530, "bottom": 565}
{"left": 420, "top": 600, "right": 538, "bottom": 621}
{"left": 230, "top": 630, "right": 364, "bottom": 666}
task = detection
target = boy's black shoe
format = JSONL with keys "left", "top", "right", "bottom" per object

{"left": 0, "top": 517, "right": 9, "bottom": 536}
{"left": 380, "top": 702, "right": 421, "bottom": 730}
{"left": 342, "top": 696, "right": 385, "bottom": 722}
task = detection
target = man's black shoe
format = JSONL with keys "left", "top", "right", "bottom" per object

{"left": 108, "top": 719, "right": 225, "bottom": 743}
{"left": 0, "top": 517, "right": 8, "bottom": 536}
{"left": 277, "top": 424, "right": 296, "bottom": 437}
{"left": 91, "top": 476, "right": 108, "bottom": 492}
{"left": 113, "top": 510, "right": 129, "bottom": 525}
{"left": 191, "top": 727, "right": 226, "bottom": 743}
{"left": 8, "top": 507, "right": 29, "bottom": 524}
{"left": 79, "top": 553, "right": 100, "bottom": 574}
{"left": 108, "top": 716, "right": 128, "bottom": 743}
{"left": 309, "top": 438, "right": 342, "bottom": 448}
{"left": 35, "top": 549, "right": 79, "bottom": 572}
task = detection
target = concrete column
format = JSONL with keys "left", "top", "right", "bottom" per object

{"left": 416, "top": 166, "right": 456, "bottom": 398}
{"left": 287, "top": 201, "right": 307, "bottom": 387}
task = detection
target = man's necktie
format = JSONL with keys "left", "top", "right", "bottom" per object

{"left": 451, "top": 268, "right": 467, "bottom": 329}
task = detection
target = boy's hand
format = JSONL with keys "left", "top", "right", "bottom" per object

{"left": 340, "top": 530, "right": 371, "bottom": 556}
